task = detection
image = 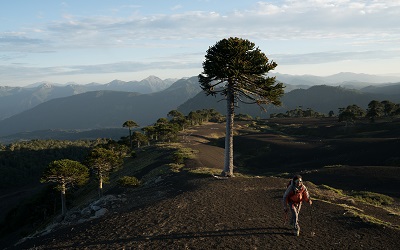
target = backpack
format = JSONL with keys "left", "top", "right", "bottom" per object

{"left": 286, "top": 179, "right": 293, "bottom": 188}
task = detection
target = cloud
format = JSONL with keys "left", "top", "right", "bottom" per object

{"left": 4, "top": 0, "right": 399, "bottom": 51}
{"left": 273, "top": 49, "right": 400, "bottom": 65}
{"left": 0, "top": 60, "right": 201, "bottom": 81}
{"left": 171, "top": 5, "right": 183, "bottom": 11}
{"left": 0, "top": 33, "right": 46, "bottom": 46}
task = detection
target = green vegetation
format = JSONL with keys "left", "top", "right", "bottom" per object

{"left": 270, "top": 107, "right": 325, "bottom": 118}
{"left": 351, "top": 191, "right": 394, "bottom": 206}
{"left": 86, "top": 147, "right": 124, "bottom": 198}
{"left": 172, "top": 147, "right": 197, "bottom": 164}
{"left": 122, "top": 120, "right": 139, "bottom": 149}
{"left": 320, "top": 184, "right": 345, "bottom": 196}
{"left": 118, "top": 176, "right": 140, "bottom": 188}
{"left": 0, "top": 139, "right": 108, "bottom": 188}
{"left": 270, "top": 100, "right": 400, "bottom": 122}
{"left": 41, "top": 159, "right": 89, "bottom": 216}
{"left": 309, "top": 183, "right": 399, "bottom": 231}
{"left": 316, "top": 184, "right": 393, "bottom": 206}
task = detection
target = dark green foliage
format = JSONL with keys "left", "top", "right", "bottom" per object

{"left": 86, "top": 147, "right": 124, "bottom": 197}
{"left": 270, "top": 107, "right": 325, "bottom": 118}
{"left": 172, "top": 152, "right": 185, "bottom": 164}
{"left": 118, "top": 176, "right": 140, "bottom": 188}
{"left": 123, "top": 120, "right": 139, "bottom": 149}
{"left": 0, "top": 139, "right": 107, "bottom": 189}
{"left": 41, "top": 159, "right": 89, "bottom": 216}
{"left": 235, "top": 113, "right": 253, "bottom": 121}
{"left": 366, "top": 100, "right": 384, "bottom": 122}
{"left": 198, "top": 37, "right": 284, "bottom": 108}
{"left": 41, "top": 159, "right": 89, "bottom": 189}
{"left": 338, "top": 104, "right": 366, "bottom": 125}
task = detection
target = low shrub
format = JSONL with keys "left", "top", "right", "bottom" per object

{"left": 118, "top": 176, "right": 140, "bottom": 188}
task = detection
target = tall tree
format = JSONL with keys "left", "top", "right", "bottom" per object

{"left": 381, "top": 100, "right": 396, "bottom": 117}
{"left": 142, "top": 125, "right": 156, "bottom": 142}
{"left": 366, "top": 100, "right": 384, "bottom": 122}
{"left": 40, "top": 159, "right": 89, "bottom": 216}
{"left": 123, "top": 120, "right": 139, "bottom": 149}
{"left": 131, "top": 131, "right": 148, "bottom": 148}
{"left": 168, "top": 110, "right": 188, "bottom": 131}
{"left": 86, "top": 147, "right": 123, "bottom": 197}
{"left": 198, "top": 37, "right": 284, "bottom": 176}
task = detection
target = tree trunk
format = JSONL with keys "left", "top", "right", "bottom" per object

{"left": 60, "top": 183, "right": 67, "bottom": 217}
{"left": 129, "top": 128, "right": 133, "bottom": 149}
{"left": 98, "top": 176, "right": 103, "bottom": 198}
{"left": 222, "top": 85, "right": 235, "bottom": 177}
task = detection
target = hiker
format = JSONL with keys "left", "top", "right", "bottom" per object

{"left": 283, "top": 175, "right": 312, "bottom": 236}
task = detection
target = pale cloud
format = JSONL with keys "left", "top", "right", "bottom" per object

{"left": 0, "top": 60, "right": 200, "bottom": 80}
{"left": 273, "top": 50, "right": 400, "bottom": 65}
{"left": 171, "top": 5, "right": 183, "bottom": 11}
{"left": 5, "top": 1, "right": 399, "bottom": 51}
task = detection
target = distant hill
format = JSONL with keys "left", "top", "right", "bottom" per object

{"left": 272, "top": 72, "right": 400, "bottom": 87}
{"left": 0, "top": 76, "right": 176, "bottom": 120}
{"left": 177, "top": 85, "right": 400, "bottom": 117}
{"left": 359, "top": 82, "right": 400, "bottom": 95}
{"left": 0, "top": 77, "right": 201, "bottom": 138}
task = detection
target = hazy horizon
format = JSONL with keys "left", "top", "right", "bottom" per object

{"left": 1, "top": 72, "right": 400, "bottom": 89}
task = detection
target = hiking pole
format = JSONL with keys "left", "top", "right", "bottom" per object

{"left": 284, "top": 210, "right": 288, "bottom": 226}
{"left": 283, "top": 207, "right": 289, "bottom": 227}
{"left": 310, "top": 204, "right": 315, "bottom": 237}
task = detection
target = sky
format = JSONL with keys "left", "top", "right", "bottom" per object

{"left": 1, "top": 0, "right": 400, "bottom": 87}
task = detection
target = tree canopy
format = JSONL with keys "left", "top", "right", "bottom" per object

{"left": 41, "top": 159, "right": 89, "bottom": 216}
{"left": 86, "top": 147, "right": 123, "bottom": 197}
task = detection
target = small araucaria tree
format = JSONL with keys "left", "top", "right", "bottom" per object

{"left": 123, "top": 120, "right": 139, "bottom": 149}
{"left": 198, "top": 37, "right": 284, "bottom": 177}
{"left": 41, "top": 159, "right": 89, "bottom": 216}
{"left": 86, "top": 147, "right": 123, "bottom": 197}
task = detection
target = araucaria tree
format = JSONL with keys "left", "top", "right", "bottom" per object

{"left": 198, "top": 37, "right": 284, "bottom": 177}
{"left": 86, "top": 147, "right": 123, "bottom": 197}
{"left": 123, "top": 120, "right": 139, "bottom": 149}
{"left": 41, "top": 159, "right": 89, "bottom": 216}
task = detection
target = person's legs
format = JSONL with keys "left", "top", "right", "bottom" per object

{"left": 290, "top": 203, "right": 302, "bottom": 236}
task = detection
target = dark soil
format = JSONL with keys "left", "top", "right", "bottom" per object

{"left": 7, "top": 118, "right": 400, "bottom": 249}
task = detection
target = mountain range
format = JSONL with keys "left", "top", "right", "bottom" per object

{"left": 0, "top": 76, "right": 200, "bottom": 139}
{"left": 0, "top": 76, "right": 176, "bottom": 120}
{"left": 177, "top": 84, "right": 400, "bottom": 118}
{"left": 0, "top": 72, "right": 399, "bottom": 142}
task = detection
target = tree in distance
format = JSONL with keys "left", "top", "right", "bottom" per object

{"left": 123, "top": 120, "right": 139, "bottom": 149}
{"left": 86, "top": 147, "right": 123, "bottom": 198}
{"left": 131, "top": 131, "right": 148, "bottom": 148}
{"left": 366, "top": 100, "right": 384, "bottom": 122}
{"left": 198, "top": 37, "right": 284, "bottom": 177}
{"left": 40, "top": 159, "right": 89, "bottom": 216}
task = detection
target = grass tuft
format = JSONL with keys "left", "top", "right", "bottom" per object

{"left": 350, "top": 191, "right": 394, "bottom": 206}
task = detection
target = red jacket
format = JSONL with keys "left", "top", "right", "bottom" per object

{"left": 283, "top": 183, "right": 310, "bottom": 207}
